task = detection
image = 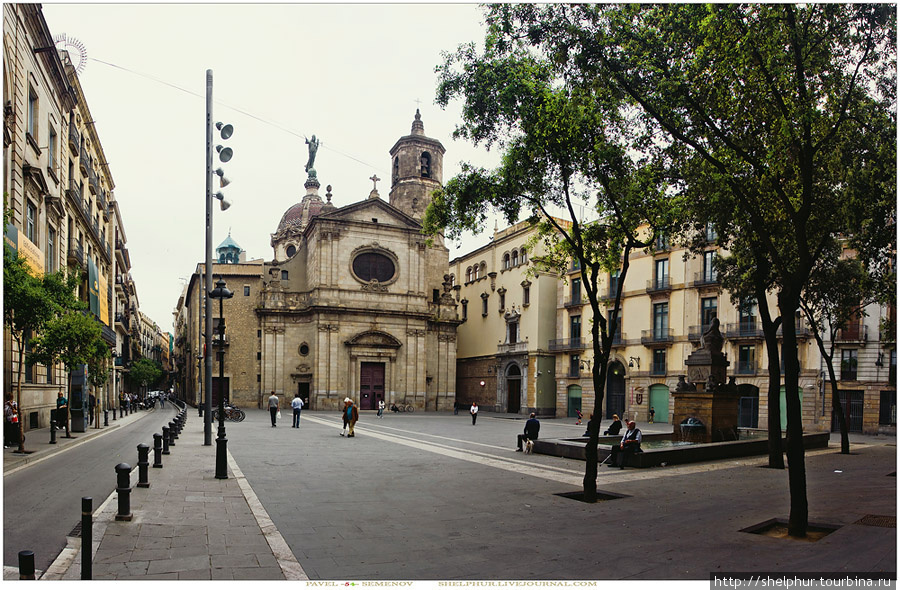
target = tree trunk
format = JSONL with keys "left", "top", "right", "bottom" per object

{"left": 756, "top": 281, "right": 784, "bottom": 468}
{"left": 780, "top": 291, "right": 808, "bottom": 538}
{"left": 15, "top": 336, "right": 27, "bottom": 453}
{"left": 827, "top": 363, "right": 850, "bottom": 454}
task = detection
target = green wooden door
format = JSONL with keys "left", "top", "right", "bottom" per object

{"left": 649, "top": 384, "right": 669, "bottom": 423}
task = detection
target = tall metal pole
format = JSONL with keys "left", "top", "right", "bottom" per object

{"left": 203, "top": 69, "right": 214, "bottom": 446}
{"left": 215, "top": 289, "right": 228, "bottom": 479}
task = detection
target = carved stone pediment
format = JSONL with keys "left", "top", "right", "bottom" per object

{"left": 344, "top": 330, "right": 402, "bottom": 349}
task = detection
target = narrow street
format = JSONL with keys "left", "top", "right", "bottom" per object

{"left": 3, "top": 406, "right": 178, "bottom": 571}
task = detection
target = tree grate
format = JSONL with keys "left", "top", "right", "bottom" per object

{"left": 68, "top": 521, "right": 82, "bottom": 538}
{"left": 853, "top": 515, "right": 896, "bottom": 528}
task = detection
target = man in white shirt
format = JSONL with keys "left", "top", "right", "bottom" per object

{"left": 268, "top": 391, "right": 279, "bottom": 427}
{"left": 291, "top": 393, "right": 304, "bottom": 428}
{"left": 609, "top": 421, "right": 642, "bottom": 469}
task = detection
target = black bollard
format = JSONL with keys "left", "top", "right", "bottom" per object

{"left": 114, "top": 463, "right": 132, "bottom": 521}
{"left": 161, "top": 426, "right": 170, "bottom": 455}
{"left": 152, "top": 433, "right": 163, "bottom": 468}
{"left": 103, "top": 410, "right": 109, "bottom": 427}
{"left": 168, "top": 422, "right": 177, "bottom": 445}
{"left": 81, "top": 497, "right": 92, "bottom": 580}
{"left": 49, "top": 419, "right": 57, "bottom": 444}
{"left": 18, "top": 550, "right": 35, "bottom": 580}
{"left": 112, "top": 408, "right": 117, "bottom": 421}
{"left": 136, "top": 444, "right": 150, "bottom": 488}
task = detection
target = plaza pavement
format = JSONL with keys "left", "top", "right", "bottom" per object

{"left": 6, "top": 408, "right": 896, "bottom": 581}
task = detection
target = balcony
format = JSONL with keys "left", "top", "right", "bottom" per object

{"left": 688, "top": 324, "right": 712, "bottom": 342}
{"left": 646, "top": 276, "right": 671, "bottom": 294}
{"left": 66, "top": 238, "right": 84, "bottom": 268}
{"left": 725, "top": 321, "right": 764, "bottom": 341}
{"left": 836, "top": 322, "right": 868, "bottom": 344}
{"left": 115, "top": 313, "right": 129, "bottom": 330}
{"left": 650, "top": 362, "right": 667, "bottom": 376}
{"left": 88, "top": 167, "right": 99, "bottom": 195}
{"left": 549, "top": 338, "right": 586, "bottom": 352}
{"left": 692, "top": 271, "right": 719, "bottom": 288}
{"left": 776, "top": 319, "right": 811, "bottom": 340}
{"left": 68, "top": 124, "right": 80, "bottom": 153}
{"left": 79, "top": 144, "right": 89, "bottom": 174}
{"left": 498, "top": 341, "right": 528, "bottom": 354}
{"left": 100, "top": 322, "right": 116, "bottom": 346}
{"left": 641, "top": 328, "right": 674, "bottom": 346}
{"left": 564, "top": 296, "right": 584, "bottom": 308}
{"left": 212, "top": 333, "right": 230, "bottom": 347}
{"left": 735, "top": 360, "right": 757, "bottom": 375}
{"left": 600, "top": 281, "right": 620, "bottom": 301}
{"left": 609, "top": 332, "right": 627, "bottom": 348}
{"left": 566, "top": 368, "right": 583, "bottom": 378}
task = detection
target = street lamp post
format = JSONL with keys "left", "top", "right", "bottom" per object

{"left": 210, "top": 277, "right": 233, "bottom": 479}
{"left": 203, "top": 68, "right": 234, "bottom": 446}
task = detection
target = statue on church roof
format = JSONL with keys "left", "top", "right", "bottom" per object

{"left": 305, "top": 135, "right": 319, "bottom": 178}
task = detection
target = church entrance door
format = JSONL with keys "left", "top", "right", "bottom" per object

{"left": 506, "top": 364, "right": 522, "bottom": 414}
{"left": 360, "top": 362, "right": 385, "bottom": 410}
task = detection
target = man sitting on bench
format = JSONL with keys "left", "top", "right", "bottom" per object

{"left": 516, "top": 413, "right": 541, "bottom": 451}
{"left": 609, "top": 420, "right": 642, "bottom": 469}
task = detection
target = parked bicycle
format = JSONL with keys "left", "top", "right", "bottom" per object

{"left": 212, "top": 404, "right": 246, "bottom": 422}
{"left": 390, "top": 403, "right": 415, "bottom": 413}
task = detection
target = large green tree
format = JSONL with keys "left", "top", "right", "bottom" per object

{"left": 130, "top": 357, "right": 163, "bottom": 393}
{"left": 3, "top": 245, "right": 82, "bottom": 452}
{"left": 459, "top": 3, "right": 895, "bottom": 536}
{"left": 427, "top": 36, "right": 681, "bottom": 501}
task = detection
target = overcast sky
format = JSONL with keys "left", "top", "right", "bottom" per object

{"left": 41, "top": 3, "right": 506, "bottom": 335}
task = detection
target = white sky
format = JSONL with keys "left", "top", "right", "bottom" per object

{"left": 41, "top": 3, "right": 507, "bottom": 335}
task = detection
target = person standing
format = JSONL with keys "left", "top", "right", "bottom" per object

{"left": 377, "top": 399, "right": 385, "bottom": 419}
{"left": 88, "top": 393, "right": 96, "bottom": 426}
{"left": 516, "top": 413, "right": 541, "bottom": 451}
{"left": 56, "top": 390, "right": 70, "bottom": 437}
{"left": 470, "top": 402, "right": 478, "bottom": 425}
{"left": 649, "top": 406, "right": 655, "bottom": 424}
{"left": 268, "top": 391, "right": 279, "bottom": 427}
{"left": 291, "top": 393, "right": 304, "bottom": 428}
{"left": 340, "top": 398, "right": 359, "bottom": 437}
{"left": 4, "top": 393, "right": 19, "bottom": 448}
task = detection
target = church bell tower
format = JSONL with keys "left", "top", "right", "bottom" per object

{"left": 388, "top": 109, "right": 445, "bottom": 221}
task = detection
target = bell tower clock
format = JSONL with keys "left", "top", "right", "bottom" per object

{"left": 388, "top": 109, "right": 445, "bottom": 221}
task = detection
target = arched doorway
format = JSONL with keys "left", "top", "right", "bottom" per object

{"left": 507, "top": 364, "right": 522, "bottom": 414}
{"left": 606, "top": 361, "right": 626, "bottom": 419}
{"left": 648, "top": 384, "right": 670, "bottom": 423}
{"left": 567, "top": 385, "right": 582, "bottom": 418}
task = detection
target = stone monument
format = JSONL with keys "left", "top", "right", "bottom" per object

{"left": 672, "top": 318, "right": 741, "bottom": 441}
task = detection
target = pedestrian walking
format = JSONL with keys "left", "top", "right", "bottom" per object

{"left": 291, "top": 393, "right": 304, "bottom": 428}
{"left": 649, "top": 406, "right": 655, "bottom": 424}
{"left": 4, "top": 393, "right": 19, "bottom": 448}
{"left": 345, "top": 398, "right": 359, "bottom": 437}
{"left": 268, "top": 391, "right": 280, "bottom": 427}
{"left": 575, "top": 408, "right": 583, "bottom": 425}
{"left": 88, "top": 393, "right": 96, "bottom": 425}
{"left": 470, "top": 402, "right": 478, "bottom": 425}
{"left": 56, "top": 389, "right": 70, "bottom": 437}
{"left": 377, "top": 399, "right": 385, "bottom": 419}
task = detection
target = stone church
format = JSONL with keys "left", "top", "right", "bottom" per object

{"left": 254, "top": 111, "right": 460, "bottom": 411}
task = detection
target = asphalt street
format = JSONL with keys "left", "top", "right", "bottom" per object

{"left": 3, "top": 405, "right": 178, "bottom": 571}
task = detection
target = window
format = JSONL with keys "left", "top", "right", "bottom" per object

{"left": 503, "top": 253, "right": 510, "bottom": 269}
{"left": 243, "top": 286, "right": 250, "bottom": 296}
{"left": 701, "top": 297, "right": 717, "bottom": 330}
{"left": 47, "top": 227, "right": 56, "bottom": 273}
{"left": 507, "top": 321, "right": 518, "bottom": 344}
{"left": 511, "top": 250, "right": 518, "bottom": 266}
{"left": 24, "top": 330, "right": 33, "bottom": 383}
{"left": 499, "top": 290, "right": 505, "bottom": 310}
{"left": 738, "top": 345, "right": 755, "bottom": 374}
{"left": 890, "top": 349, "right": 896, "bottom": 385}
{"left": 739, "top": 299, "right": 757, "bottom": 326}
{"left": 652, "top": 349, "right": 666, "bottom": 375}
{"left": 433, "top": 289, "right": 440, "bottom": 303}
{"left": 299, "top": 343, "right": 310, "bottom": 355}
{"left": 520, "top": 248, "right": 527, "bottom": 264}
{"left": 653, "top": 302, "right": 669, "bottom": 339}
{"left": 570, "top": 315, "right": 582, "bottom": 340}
{"left": 353, "top": 252, "right": 395, "bottom": 282}
{"left": 655, "top": 234, "right": 668, "bottom": 251}
{"left": 480, "top": 262, "right": 487, "bottom": 279}
{"left": 609, "top": 270, "right": 620, "bottom": 297}
{"left": 654, "top": 258, "right": 669, "bottom": 289}
{"left": 257, "top": 352, "right": 262, "bottom": 360}
{"left": 570, "top": 354, "right": 581, "bottom": 377}
{"left": 48, "top": 126, "right": 57, "bottom": 172}
{"left": 465, "top": 267, "right": 472, "bottom": 283}
{"left": 281, "top": 270, "right": 289, "bottom": 281}
{"left": 25, "top": 201, "right": 36, "bottom": 242}
{"left": 27, "top": 88, "right": 38, "bottom": 138}
{"left": 609, "top": 309, "right": 622, "bottom": 342}
{"left": 462, "top": 299, "right": 468, "bottom": 320}
{"left": 879, "top": 391, "right": 896, "bottom": 426}
{"left": 286, "top": 244, "right": 296, "bottom": 258}
{"left": 392, "top": 157, "right": 399, "bottom": 185}
{"left": 703, "top": 250, "right": 717, "bottom": 282}
{"left": 481, "top": 295, "right": 488, "bottom": 316}
{"left": 841, "top": 349, "right": 858, "bottom": 381}
{"left": 571, "top": 277, "right": 581, "bottom": 304}
{"left": 705, "top": 221, "right": 717, "bottom": 242}
{"left": 522, "top": 285, "right": 530, "bottom": 306}
{"left": 257, "top": 374, "right": 261, "bottom": 382}
{"left": 257, "top": 330, "right": 262, "bottom": 338}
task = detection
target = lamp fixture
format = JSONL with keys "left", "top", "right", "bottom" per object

{"left": 629, "top": 356, "right": 641, "bottom": 369}
{"left": 215, "top": 121, "right": 233, "bottom": 139}
{"left": 214, "top": 168, "right": 231, "bottom": 188}
{"left": 213, "top": 191, "right": 231, "bottom": 211}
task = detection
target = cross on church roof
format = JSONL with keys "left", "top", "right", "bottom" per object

{"left": 370, "top": 174, "right": 381, "bottom": 191}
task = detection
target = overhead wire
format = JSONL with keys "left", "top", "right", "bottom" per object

{"left": 88, "top": 57, "right": 388, "bottom": 175}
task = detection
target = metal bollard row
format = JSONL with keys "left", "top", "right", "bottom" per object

{"left": 115, "top": 463, "right": 132, "bottom": 521}
{"left": 81, "top": 496, "right": 92, "bottom": 580}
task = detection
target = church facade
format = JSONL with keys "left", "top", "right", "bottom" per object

{"left": 175, "top": 112, "right": 460, "bottom": 412}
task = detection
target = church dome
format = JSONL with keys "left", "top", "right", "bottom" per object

{"left": 276, "top": 193, "right": 324, "bottom": 235}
